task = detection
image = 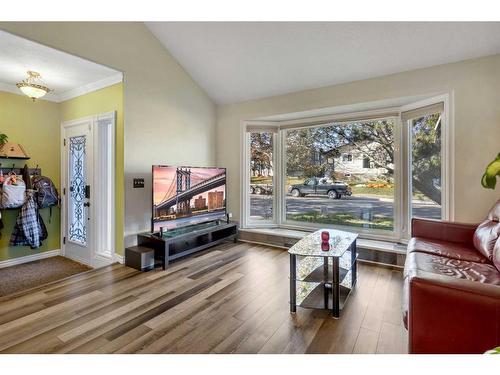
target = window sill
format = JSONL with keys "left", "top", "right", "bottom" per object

{"left": 238, "top": 227, "right": 407, "bottom": 268}
{"left": 239, "top": 227, "right": 406, "bottom": 254}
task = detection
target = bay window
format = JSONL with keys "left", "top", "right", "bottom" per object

{"left": 242, "top": 96, "right": 450, "bottom": 241}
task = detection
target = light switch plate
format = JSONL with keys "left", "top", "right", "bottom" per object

{"left": 133, "top": 178, "right": 145, "bottom": 188}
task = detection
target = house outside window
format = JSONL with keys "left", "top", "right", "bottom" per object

{"left": 342, "top": 153, "right": 353, "bottom": 162}
{"left": 363, "top": 157, "right": 371, "bottom": 169}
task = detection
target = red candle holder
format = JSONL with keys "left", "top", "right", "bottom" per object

{"left": 321, "top": 231, "right": 329, "bottom": 242}
{"left": 321, "top": 231, "right": 329, "bottom": 251}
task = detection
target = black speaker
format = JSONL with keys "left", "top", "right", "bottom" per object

{"left": 125, "top": 246, "right": 155, "bottom": 271}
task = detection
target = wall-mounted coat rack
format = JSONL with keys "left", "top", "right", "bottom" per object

{"left": 0, "top": 164, "right": 41, "bottom": 177}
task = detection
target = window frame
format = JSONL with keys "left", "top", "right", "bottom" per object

{"left": 241, "top": 124, "right": 280, "bottom": 228}
{"left": 240, "top": 94, "right": 453, "bottom": 243}
{"left": 400, "top": 95, "right": 453, "bottom": 239}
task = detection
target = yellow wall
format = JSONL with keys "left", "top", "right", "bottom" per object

{"left": 216, "top": 54, "right": 500, "bottom": 223}
{"left": 59, "top": 83, "right": 124, "bottom": 255}
{"left": 0, "top": 91, "right": 61, "bottom": 262}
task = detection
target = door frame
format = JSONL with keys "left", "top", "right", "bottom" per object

{"left": 60, "top": 111, "right": 116, "bottom": 268}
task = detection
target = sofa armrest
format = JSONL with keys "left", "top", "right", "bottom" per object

{"left": 411, "top": 218, "right": 478, "bottom": 246}
{"left": 408, "top": 271, "right": 500, "bottom": 353}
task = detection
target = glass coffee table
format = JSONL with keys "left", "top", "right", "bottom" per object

{"left": 288, "top": 229, "right": 358, "bottom": 318}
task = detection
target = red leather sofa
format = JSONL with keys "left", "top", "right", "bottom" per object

{"left": 403, "top": 200, "right": 500, "bottom": 354}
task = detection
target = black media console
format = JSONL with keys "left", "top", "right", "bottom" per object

{"left": 126, "top": 221, "right": 238, "bottom": 271}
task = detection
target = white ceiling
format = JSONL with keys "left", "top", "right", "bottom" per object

{"left": 146, "top": 22, "right": 500, "bottom": 105}
{"left": 0, "top": 30, "right": 122, "bottom": 102}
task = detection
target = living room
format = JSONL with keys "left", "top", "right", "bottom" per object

{"left": 1, "top": 1, "right": 499, "bottom": 374}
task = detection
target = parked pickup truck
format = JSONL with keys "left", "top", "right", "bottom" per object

{"left": 288, "top": 177, "right": 352, "bottom": 199}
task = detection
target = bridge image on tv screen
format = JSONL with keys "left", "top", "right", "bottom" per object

{"left": 152, "top": 166, "right": 226, "bottom": 231}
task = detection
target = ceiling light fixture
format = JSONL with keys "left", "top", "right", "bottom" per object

{"left": 16, "top": 71, "right": 52, "bottom": 101}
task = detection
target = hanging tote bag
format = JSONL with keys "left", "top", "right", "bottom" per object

{"left": 0, "top": 173, "right": 26, "bottom": 209}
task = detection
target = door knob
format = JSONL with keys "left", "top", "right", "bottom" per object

{"left": 83, "top": 202, "right": 90, "bottom": 207}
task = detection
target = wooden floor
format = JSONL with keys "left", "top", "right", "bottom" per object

{"left": 0, "top": 242, "right": 408, "bottom": 354}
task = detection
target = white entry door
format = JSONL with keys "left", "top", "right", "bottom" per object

{"left": 62, "top": 112, "right": 116, "bottom": 268}
{"left": 63, "top": 119, "right": 94, "bottom": 265}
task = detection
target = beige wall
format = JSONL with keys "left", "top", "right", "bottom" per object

{"left": 0, "top": 22, "right": 217, "bottom": 247}
{"left": 217, "top": 54, "right": 500, "bottom": 223}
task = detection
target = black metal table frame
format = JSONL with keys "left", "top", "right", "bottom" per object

{"left": 290, "top": 239, "right": 357, "bottom": 318}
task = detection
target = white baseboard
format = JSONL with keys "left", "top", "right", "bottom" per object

{"left": 0, "top": 249, "right": 61, "bottom": 269}
{"left": 92, "top": 254, "right": 113, "bottom": 269}
{"left": 114, "top": 253, "right": 124, "bottom": 264}
{"left": 64, "top": 253, "right": 91, "bottom": 267}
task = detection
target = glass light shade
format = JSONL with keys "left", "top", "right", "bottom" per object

{"left": 16, "top": 71, "right": 51, "bottom": 101}
{"left": 18, "top": 84, "right": 48, "bottom": 99}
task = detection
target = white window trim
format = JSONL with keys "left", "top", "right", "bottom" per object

{"left": 240, "top": 122, "right": 280, "bottom": 228}
{"left": 241, "top": 93, "right": 454, "bottom": 243}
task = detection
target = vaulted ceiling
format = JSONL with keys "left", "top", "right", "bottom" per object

{"left": 146, "top": 22, "right": 500, "bottom": 104}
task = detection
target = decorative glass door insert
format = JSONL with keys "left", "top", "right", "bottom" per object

{"left": 68, "top": 135, "right": 87, "bottom": 245}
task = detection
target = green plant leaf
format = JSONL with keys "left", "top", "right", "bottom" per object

{"left": 485, "top": 346, "right": 500, "bottom": 354}
{"left": 481, "top": 153, "right": 500, "bottom": 189}
{"left": 0, "top": 133, "right": 7, "bottom": 147}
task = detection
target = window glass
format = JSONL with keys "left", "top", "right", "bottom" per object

{"left": 410, "top": 113, "right": 442, "bottom": 219}
{"left": 285, "top": 119, "right": 395, "bottom": 231}
{"left": 249, "top": 132, "right": 274, "bottom": 222}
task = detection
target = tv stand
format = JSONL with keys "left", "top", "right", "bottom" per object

{"left": 136, "top": 221, "right": 238, "bottom": 270}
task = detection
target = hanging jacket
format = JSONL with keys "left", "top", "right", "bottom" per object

{"left": 10, "top": 189, "right": 47, "bottom": 249}
{"left": 21, "top": 164, "right": 32, "bottom": 190}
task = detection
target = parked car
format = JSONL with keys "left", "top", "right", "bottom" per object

{"left": 250, "top": 183, "right": 273, "bottom": 195}
{"left": 288, "top": 177, "right": 351, "bottom": 199}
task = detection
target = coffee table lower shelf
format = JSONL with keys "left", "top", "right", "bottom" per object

{"left": 295, "top": 282, "right": 353, "bottom": 311}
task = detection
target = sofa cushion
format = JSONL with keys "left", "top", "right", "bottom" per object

{"left": 473, "top": 201, "right": 500, "bottom": 261}
{"left": 493, "top": 237, "right": 500, "bottom": 272}
{"left": 404, "top": 252, "right": 500, "bottom": 285}
{"left": 487, "top": 199, "right": 500, "bottom": 221}
{"left": 408, "top": 237, "right": 488, "bottom": 263}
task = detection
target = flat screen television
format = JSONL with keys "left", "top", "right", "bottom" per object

{"left": 152, "top": 166, "right": 227, "bottom": 232}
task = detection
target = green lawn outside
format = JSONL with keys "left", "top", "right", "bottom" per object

{"left": 287, "top": 212, "right": 394, "bottom": 231}
{"left": 350, "top": 185, "right": 393, "bottom": 197}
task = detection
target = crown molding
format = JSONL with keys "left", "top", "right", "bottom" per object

{"left": 0, "top": 73, "right": 123, "bottom": 103}
{"left": 57, "top": 73, "right": 123, "bottom": 102}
